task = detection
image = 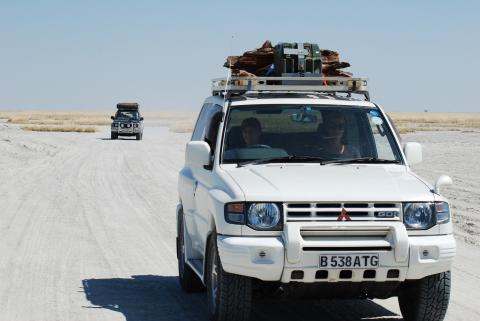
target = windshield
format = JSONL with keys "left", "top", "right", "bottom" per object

{"left": 115, "top": 110, "right": 139, "bottom": 120}
{"left": 221, "top": 104, "right": 402, "bottom": 164}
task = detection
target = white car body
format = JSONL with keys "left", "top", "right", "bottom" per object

{"left": 177, "top": 93, "right": 455, "bottom": 320}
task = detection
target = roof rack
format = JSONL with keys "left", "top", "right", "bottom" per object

{"left": 212, "top": 76, "right": 370, "bottom": 101}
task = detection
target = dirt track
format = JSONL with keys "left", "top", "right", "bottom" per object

{"left": 0, "top": 122, "right": 479, "bottom": 321}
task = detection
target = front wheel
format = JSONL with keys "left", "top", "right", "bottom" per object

{"left": 111, "top": 133, "right": 118, "bottom": 140}
{"left": 398, "top": 271, "right": 451, "bottom": 321}
{"left": 206, "top": 233, "right": 252, "bottom": 321}
{"left": 136, "top": 133, "right": 142, "bottom": 140}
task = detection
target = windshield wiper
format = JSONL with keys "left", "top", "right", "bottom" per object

{"left": 321, "top": 157, "right": 401, "bottom": 165}
{"left": 237, "top": 155, "right": 327, "bottom": 167}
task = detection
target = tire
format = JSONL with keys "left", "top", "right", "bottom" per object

{"left": 177, "top": 212, "right": 205, "bottom": 293}
{"left": 398, "top": 271, "right": 451, "bottom": 321}
{"left": 136, "top": 133, "right": 142, "bottom": 140}
{"left": 206, "top": 233, "right": 252, "bottom": 321}
{"left": 111, "top": 133, "right": 117, "bottom": 140}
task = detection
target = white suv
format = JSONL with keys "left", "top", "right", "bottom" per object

{"left": 176, "top": 78, "right": 455, "bottom": 321}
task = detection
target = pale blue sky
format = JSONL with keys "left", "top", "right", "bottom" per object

{"left": 1, "top": 0, "right": 479, "bottom": 112}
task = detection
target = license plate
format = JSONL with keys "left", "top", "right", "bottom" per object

{"left": 319, "top": 253, "right": 379, "bottom": 269}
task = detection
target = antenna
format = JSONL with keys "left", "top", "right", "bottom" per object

{"left": 223, "top": 35, "right": 234, "bottom": 104}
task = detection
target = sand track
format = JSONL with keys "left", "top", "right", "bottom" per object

{"left": 0, "top": 123, "right": 478, "bottom": 321}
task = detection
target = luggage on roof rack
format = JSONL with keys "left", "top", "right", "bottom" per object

{"left": 212, "top": 76, "right": 369, "bottom": 100}
{"left": 224, "top": 40, "right": 352, "bottom": 78}
{"left": 273, "top": 42, "right": 322, "bottom": 77}
{"left": 117, "top": 102, "right": 139, "bottom": 110}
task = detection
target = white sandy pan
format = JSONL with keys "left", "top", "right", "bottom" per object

{"left": 0, "top": 120, "right": 478, "bottom": 321}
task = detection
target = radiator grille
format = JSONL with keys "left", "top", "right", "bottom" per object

{"left": 285, "top": 202, "right": 401, "bottom": 221}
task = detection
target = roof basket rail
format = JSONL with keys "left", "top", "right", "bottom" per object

{"left": 212, "top": 76, "right": 370, "bottom": 101}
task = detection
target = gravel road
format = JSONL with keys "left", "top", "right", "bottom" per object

{"left": 0, "top": 122, "right": 478, "bottom": 321}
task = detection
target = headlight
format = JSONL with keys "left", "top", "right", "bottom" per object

{"left": 403, "top": 203, "right": 434, "bottom": 229}
{"left": 247, "top": 203, "right": 282, "bottom": 230}
{"left": 112, "top": 123, "right": 119, "bottom": 127}
{"left": 224, "top": 202, "right": 283, "bottom": 230}
{"left": 402, "top": 202, "right": 433, "bottom": 229}
{"left": 403, "top": 202, "right": 450, "bottom": 229}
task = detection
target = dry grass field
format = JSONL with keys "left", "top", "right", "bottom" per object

{"left": 389, "top": 112, "right": 480, "bottom": 133}
{"left": 0, "top": 111, "right": 111, "bottom": 125}
{"left": 0, "top": 111, "right": 197, "bottom": 133}
{"left": 21, "top": 125, "right": 97, "bottom": 133}
{"left": 1, "top": 111, "right": 479, "bottom": 134}
{"left": 0, "top": 111, "right": 110, "bottom": 133}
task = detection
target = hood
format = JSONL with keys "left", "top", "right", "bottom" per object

{"left": 222, "top": 164, "right": 433, "bottom": 202}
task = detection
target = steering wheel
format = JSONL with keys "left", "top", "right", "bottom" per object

{"left": 249, "top": 144, "right": 271, "bottom": 148}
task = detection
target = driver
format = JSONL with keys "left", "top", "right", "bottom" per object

{"left": 316, "top": 111, "right": 360, "bottom": 158}
{"left": 241, "top": 117, "right": 263, "bottom": 147}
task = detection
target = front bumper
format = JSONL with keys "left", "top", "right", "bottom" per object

{"left": 217, "top": 223, "right": 455, "bottom": 283}
{"left": 217, "top": 236, "right": 284, "bottom": 281}
{"left": 111, "top": 127, "right": 141, "bottom": 134}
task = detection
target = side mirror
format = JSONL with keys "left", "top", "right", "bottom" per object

{"left": 435, "top": 175, "right": 453, "bottom": 194}
{"left": 185, "top": 141, "right": 211, "bottom": 168}
{"left": 110, "top": 116, "right": 114, "bottom": 120}
{"left": 140, "top": 117, "right": 144, "bottom": 121}
{"left": 403, "top": 142, "right": 422, "bottom": 166}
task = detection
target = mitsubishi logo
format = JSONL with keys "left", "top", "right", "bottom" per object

{"left": 337, "top": 208, "right": 351, "bottom": 221}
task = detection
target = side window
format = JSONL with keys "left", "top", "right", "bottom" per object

{"left": 205, "top": 111, "right": 224, "bottom": 153}
{"left": 191, "top": 104, "right": 212, "bottom": 141}
{"left": 368, "top": 114, "right": 397, "bottom": 160}
{"left": 204, "top": 105, "right": 224, "bottom": 153}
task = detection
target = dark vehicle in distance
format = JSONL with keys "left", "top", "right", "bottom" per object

{"left": 110, "top": 102, "right": 144, "bottom": 140}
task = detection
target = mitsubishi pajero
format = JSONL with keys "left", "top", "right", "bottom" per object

{"left": 176, "top": 77, "right": 455, "bottom": 321}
